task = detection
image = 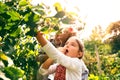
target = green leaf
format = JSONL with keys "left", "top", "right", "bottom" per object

{"left": 24, "top": 12, "right": 38, "bottom": 28}
{"left": 26, "top": 28, "right": 36, "bottom": 36}
{"left": 33, "top": 14, "right": 40, "bottom": 22}
{"left": 0, "top": 53, "right": 8, "bottom": 61}
{"left": 4, "top": 26, "right": 11, "bottom": 30}
{"left": 3, "top": 66, "right": 24, "bottom": 80}
{"left": 19, "top": 0, "right": 28, "bottom": 7}
{"left": 61, "top": 17, "right": 73, "bottom": 24}
{"left": 4, "top": 22, "right": 16, "bottom": 30}
{"left": 25, "top": 42, "right": 35, "bottom": 50}
{"left": 7, "top": 10, "right": 21, "bottom": 21}
{"left": 0, "top": 2, "right": 8, "bottom": 13}
{"left": 54, "top": 2, "right": 63, "bottom": 12}
{"left": 24, "top": 13, "right": 31, "bottom": 22}
{"left": 54, "top": 11, "right": 65, "bottom": 18}
{"left": 0, "top": 26, "right": 2, "bottom": 30}
{"left": 0, "top": 12, "right": 11, "bottom": 19}
{"left": 34, "top": 9, "right": 45, "bottom": 15}
{"left": 40, "top": 26, "right": 49, "bottom": 32}
{"left": 10, "top": 27, "right": 21, "bottom": 37}
{"left": 53, "top": 26, "right": 59, "bottom": 31}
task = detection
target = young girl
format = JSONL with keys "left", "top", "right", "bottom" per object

{"left": 36, "top": 27, "right": 78, "bottom": 80}
{"left": 36, "top": 31, "right": 86, "bottom": 80}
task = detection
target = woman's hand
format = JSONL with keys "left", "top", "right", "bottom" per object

{"left": 57, "top": 47, "right": 66, "bottom": 54}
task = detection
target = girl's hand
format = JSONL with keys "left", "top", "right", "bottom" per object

{"left": 36, "top": 31, "right": 47, "bottom": 47}
{"left": 36, "top": 31, "right": 43, "bottom": 36}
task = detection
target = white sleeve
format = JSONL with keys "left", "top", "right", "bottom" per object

{"left": 39, "top": 64, "right": 49, "bottom": 76}
{"left": 42, "top": 41, "right": 82, "bottom": 71}
{"left": 39, "top": 63, "right": 58, "bottom": 75}
{"left": 81, "top": 60, "right": 89, "bottom": 73}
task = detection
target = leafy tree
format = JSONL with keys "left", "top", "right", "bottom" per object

{"left": 0, "top": 0, "right": 41, "bottom": 79}
{"left": 106, "top": 21, "right": 120, "bottom": 35}
{"left": 110, "top": 34, "right": 120, "bottom": 53}
{"left": 106, "top": 21, "right": 120, "bottom": 53}
{"left": 90, "top": 25, "right": 105, "bottom": 41}
{"left": 84, "top": 25, "right": 109, "bottom": 55}
{"left": 84, "top": 25, "right": 113, "bottom": 77}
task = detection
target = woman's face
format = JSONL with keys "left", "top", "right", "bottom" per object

{"left": 63, "top": 37, "right": 82, "bottom": 58}
{"left": 55, "top": 30, "right": 70, "bottom": 46}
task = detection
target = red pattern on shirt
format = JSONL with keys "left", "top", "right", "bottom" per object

{"left": 54, "top": 64, "right": 66, "bottom": 80}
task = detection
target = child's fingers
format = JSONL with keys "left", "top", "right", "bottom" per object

{"left": 36, "top": 31, "right": 43, "bottom": 35}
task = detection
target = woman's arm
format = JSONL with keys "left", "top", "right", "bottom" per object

{"left": 42, "top": 58, "right": 54, "bottom": 69}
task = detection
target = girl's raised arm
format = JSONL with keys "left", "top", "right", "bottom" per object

{"left": 36, "top": 31, "right": 47, "bottom": 47}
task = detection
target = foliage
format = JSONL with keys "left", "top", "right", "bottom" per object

{"left": 84, "top": 39, "right": 120, "bottom": 80}
{"left": 109, "top": 34, "right": 120, "bottom": 53}
{"left": 106, "top": 21, "right": 120, "bottom": 53}
{"left": 84, "top": 40, "right": 101, "bottom": 55}
{"left": 117, "top": 50, "right": 120, "bottom": 58}
{"left": 90, "top": 25, "right": 105, "bottom": 41}
{"left": 101, "top": 54, "right": 120, "bottom": 77}
{"left": 3, "top": 66, "right": 24, "bottom": 80}
{"left": 84, "top": 25, "right": 120, "bottom": 80}
{"left": 88, "top": 74, "right": 99, "bottom": 80}
{"left": 0, "top": 0, "right": 40, "bottom": 79}
{"left": 0, "top": 52, "right": 24, "bottom": 80}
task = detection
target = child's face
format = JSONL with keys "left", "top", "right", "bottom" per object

{"left": 63, "top": 37, "right": 82, "bottom": 58}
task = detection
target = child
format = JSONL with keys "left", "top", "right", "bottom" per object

{"left": 36, "top": 31, "right": 87, "bottom": 80}
{"left": 36, "top": 27, "right": 78, "bottom": 80}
